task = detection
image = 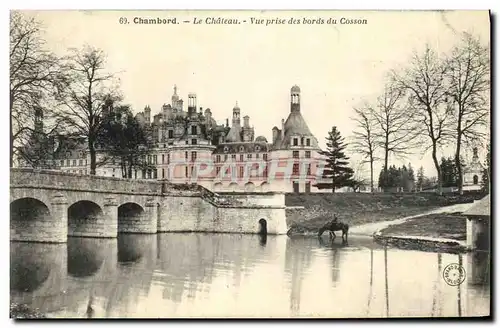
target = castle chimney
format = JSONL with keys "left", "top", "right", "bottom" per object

{"left": 226, "top": 118, "right": 229, "bottom": 127}
{"left": 144, "top": 106, "right": 151, "bottom": 123}
{"left": 281, "top": 119, "right": 285, "bottom": 139}
{"left": 473, "top": 147, "right": 479, "bottom": 160}
{"left": 272, "top": 126, "right": 279, "bottom": 144}
{"left": 187, "top": 93, "right": 197, "bottom": 116}
{"left": 243, "top": 115, "right": 250, "bottom": 128}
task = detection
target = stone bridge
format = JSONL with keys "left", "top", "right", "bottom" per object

{"left": 10, "top": 169, "right": 288, "bottom": 243}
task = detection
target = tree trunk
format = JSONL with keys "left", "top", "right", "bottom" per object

{"left": 10, "top": 98, "right": 14, "bottom": 168}
{"left": 455, "top": 132, "right": 463, "bottom": 195}
{"left": 370, "top": 157, "right": 374, "bottom": 193}
{"left": 89, "top": 139, "right": 97, "bottom": 175}
{"left": 384, "top": 139, "right": 389, "bottom": 192}
{"left": 431, "top": 144, "right": 442, "bottom": 195}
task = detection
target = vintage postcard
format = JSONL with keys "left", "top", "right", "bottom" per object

{"left": 9, "top": 9, "right": 491, "bottom": 319}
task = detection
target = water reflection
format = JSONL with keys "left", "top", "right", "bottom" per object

{"left": 10, "top": 234, "right": 491, "bottom": 318}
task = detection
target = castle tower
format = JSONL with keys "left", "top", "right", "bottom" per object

{"left": 291, "top": 85, "right": 300, "bottom": 113}
{"left": 144, "top": 105, "right": 151, "bottom": 124}
{"left": 232, "top": 102, "right": 241, "bottom": 126}
{"left": 188, "top": 93, "right": 197, "bottom": 116}
{"left": 172, "top": 84, "right": 179, "bottom": 104}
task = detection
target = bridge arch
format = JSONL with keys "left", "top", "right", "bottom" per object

{"left": 244, "top": 182, "right": 255, "bottom": 192}
{"left": 10, "top": 198, "right": 51, "bottom": 242}
{"left": 118, "top": 202, "right": 146, "bottom": 233}
{"left": 68, "top": 200, "right": 104, "bottom": 237}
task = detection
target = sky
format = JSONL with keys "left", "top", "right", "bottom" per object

{"left": 21, "top": 9, "right": 490, "bottom": 180}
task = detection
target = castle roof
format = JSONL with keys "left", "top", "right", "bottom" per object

{"left": 271, "top": 111, "right": 319, "bottom": 150}
{"left": 463, "top": 194, "right": 490, "bottom": 218}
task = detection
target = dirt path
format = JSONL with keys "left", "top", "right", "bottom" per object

{"left": 349, "top": 202, "right": 475, "bottom": 236}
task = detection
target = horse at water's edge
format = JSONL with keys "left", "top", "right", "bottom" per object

{"left": 318, "top": 219, "right": 349, "bottom": 242}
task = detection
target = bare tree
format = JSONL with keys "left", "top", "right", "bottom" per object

{"left": 394, "top": 45, "right": 454, "bottom": 195}
{"left": 10, "top": 11, "right": 65, "bottom": 167}
{"left": 350, "top": 103, "right": 379, "bottom": 192}
{"left": 53, "top": 45, "right": 121, "bottom": 175}
{"left": 445, "top": 32, "right": 490, "bottom": 194}
{"left": 371, "top": 78, "right": 419, "bottom": 191}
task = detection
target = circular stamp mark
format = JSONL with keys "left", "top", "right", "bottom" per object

{"left": 443, "top": 263, "right": 466, "bottom": 286}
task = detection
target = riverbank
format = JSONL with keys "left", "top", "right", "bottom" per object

{"left": 373, "top": 211, "right": 469, "bottom": 254}
{"left": 285, "top": 192, "right": 481, "bottom": 235}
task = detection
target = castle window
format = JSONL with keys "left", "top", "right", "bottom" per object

{"left": 240, "top": 146, "right": 245, "bottom": 152}
{"left": 147, "top": 170, "right": 152, "bottom": 179}
{"left": 168, "top": 130, "right": 174, "bottom": 138}
{"left": 224, "top": 146, "right": 229, "bottom": 153}
{"left": 162, "top": 168, "right": 165, "bottom": 179}
{"left": 306, "top": 138, "right": 311, "bottom": 146}
{"left": 263, "top": 165, "right": 268, "bottom": 177}
{"left": 79, "top": 159, "right": 83, "bottom": 166}
{"left": 231, "top": 154, "right": 236, "bottom": 160}
{"left": 192, "top": 139, "right": 197, "bottom": 145}
{"left": 293, "top": 151, "right": 299, "bottom": 159}
{"left": 305, "top": 151, "right": 311, "bottom": 158}
{"left": 216, "top": 166, "right": 221, "bottom": 175}
{"left": 307, "top": 164, "right": 311, "bottom": 175}
{"left": 293, "top": 138, "right": 298, "bottom": 146}
{"left": 305, "top": 182, "right": 311, "bottom": 193}
{"left": 191, "top": 126, "right": 198, "bottom": 135}
{"left": 164, "top": 144, "right": 166, "bottom": 148}
{"left": 239, "top": 154, "right": 243, "bottom": 161}
{"left": 185, "top": 151, "right": 188, "bottom": 159}
{"left": 293, "top": 163, "right": 300, "bottom": 175}
{"left": 256, "top": 153, "right": 260, "bottom": 159}
{"left": 263, "top": 154, "right": 268, "bottom": 161}
{"left": 247, "top": 154, "right": 252, "bottom": 159}
{"left": 224, "top": 154, "right": 228, "bottom": 161}
{"left": 185, "top": 166, "right": 188, "bottom": 177}
{"left": 301, "top": 137, "right": 304, "bottom": 145}
{"left": 239, "top": 166, "right": 244, "bottom": 178}
{"left": 255, "top": 146, "right": 261, "bottom": 152}
{"left": 167, "top": 154, "right": 170, "bottom": 164}
{"left": 162, "top": 154, "right": 165, "bottom": 164}
{"left": 60, "top": 160, "right": 64, "bottom": 166}
{"left": 153, "top": 169, "right": 158, "bottom": 179}
{"left": 216, "top": 155, "right": 221, "bottom": 163}
{"left": 473, "top": 175, "right": 479, "bottom": 185}
{"left": 73, "top": 159, "right": 77, "bottom": 166}
{"left": 185, "top": 140, "right": 188, "bottom": 144}
{"left": 191, "top": 151, "right": 197, "bottom": 162}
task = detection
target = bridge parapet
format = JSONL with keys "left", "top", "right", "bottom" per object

{"left": 11, "top": 169, "right": 164, "bottom": 195}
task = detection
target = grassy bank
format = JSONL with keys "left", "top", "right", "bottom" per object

{"left": 285, "top": 191, "right": 483, "bottom": 234}
{"left": 373, "top": 212, "right": 468, "bottom": 254}
{"left": 377, "top": 213, "right": 467, "bottom": 240}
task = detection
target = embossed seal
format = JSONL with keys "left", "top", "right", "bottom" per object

{"left": 443, "top": 263, "right": 466, "bottom": 286}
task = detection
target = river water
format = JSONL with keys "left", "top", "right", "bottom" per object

{"left": 10, "top": 233, "right": 490, "bottom": 318}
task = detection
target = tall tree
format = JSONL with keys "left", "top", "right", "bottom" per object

{"left": 445, "top": 32, "right": 490, "bottom": 194}
{"left": 10, "top": 11, "right": 66, "bottom": 167}
{"left": 351, "top": 104, "right": 379, "bottom": 192}
{"left": 52, "top": 45, "right": 121, "bottom": 175}
{"left": 394, "top": 45, "right": 454, "bottom": 195}
{"left": 372, "top": 78, "right": 419, "bottom": 191}
{"left": 98, "top": 105, "right": 155, "bottom": 178}
{"left": 316, "top": 126, "right": 354, "bottom": 193}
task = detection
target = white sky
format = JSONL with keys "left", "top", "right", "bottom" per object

{"left": 23, "top": 9, "right": 490, "bottom": 179}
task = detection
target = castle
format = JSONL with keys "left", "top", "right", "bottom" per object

{"left": 34, "top": 85, "right": 328, "bottom": 193}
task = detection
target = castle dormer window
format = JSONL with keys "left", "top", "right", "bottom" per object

{"left": 239, "top": 146, "right": 245, "bottom": 152}
{"left": 224, "top": 146, "right": 229, "bottom": 153}
{"left": 168, "top": 130, "right": 173, "bottom": 138}
{"left": 255, "top": 145, "right": 261, "bottom": 152}
{"left": 192, "top": 139, "right": 197, "bottom": 145}
{"left": 306, "top": 138, "right": 311, "bottom": 146}
{"left": 191, "top": 126, "right": 198, "bottom": 135}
